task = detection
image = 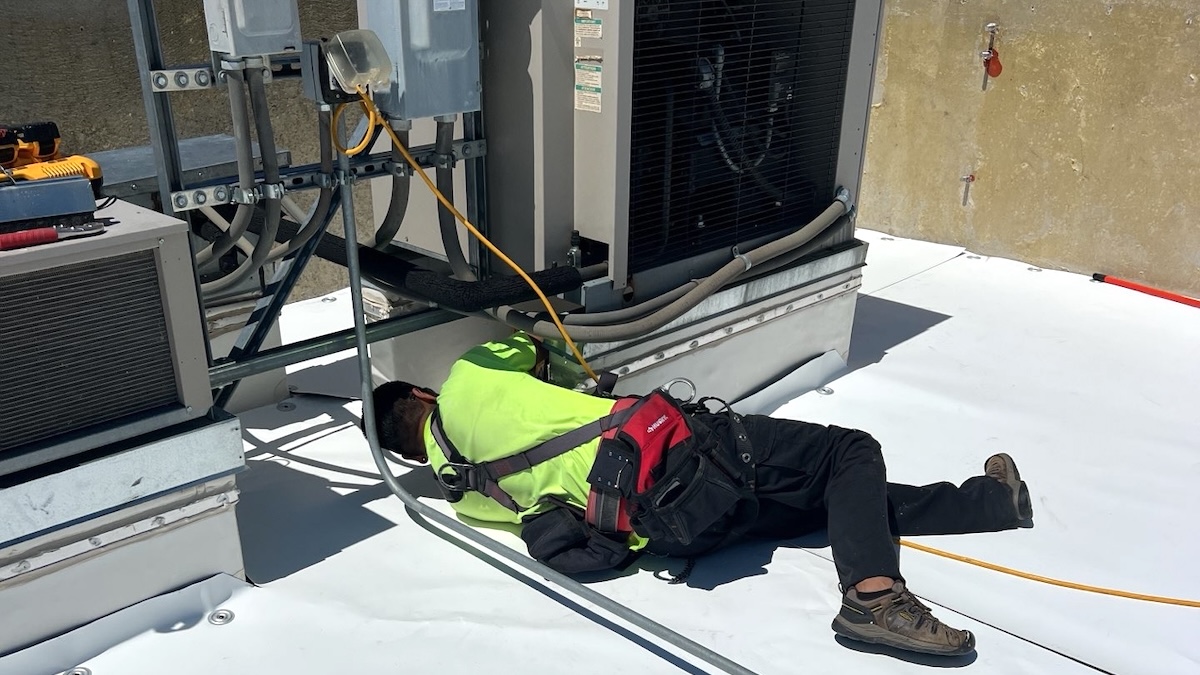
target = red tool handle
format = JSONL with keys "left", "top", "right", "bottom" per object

{"left": 0, "top": 228, "right": 59, "bottom": 251}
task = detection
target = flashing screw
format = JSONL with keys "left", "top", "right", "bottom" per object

{"left": 817, "top": 386, "right": 835, "bottom": 396}
{"left": 174, "top": 71, "right": 190, "bottom": 88}
{"left": 152, "top": 516, "right": 166, "bottom": 527}
{"left": 12, "top": 560, "right": 30, "bottom": 574}
{"left": 208, "top": 609, "right": 235, "bottom": 626}
{"left": 66, "top": 668, "right": 92, "bottom": 675}
{"left": 88, "top": 537, "right": 102, "bottom": 547}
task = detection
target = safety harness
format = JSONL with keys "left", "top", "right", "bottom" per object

{"left": 429, "top": 383, "right": 757, "bottom": 543}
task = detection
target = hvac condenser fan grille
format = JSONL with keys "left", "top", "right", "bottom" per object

{"left": 0, "top": 250, "right": 179, "bottom": 454}
{"left": 627, "top": 0, "right": 857, "bottom": 273}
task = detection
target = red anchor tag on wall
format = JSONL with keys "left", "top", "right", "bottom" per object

{"left": 983, "top": 48, "right": 1003, "bottom": 78}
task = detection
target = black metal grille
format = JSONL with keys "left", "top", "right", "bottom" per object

{"left": 627, "top": 0, "right": 857, "bottom": 272}
{"left": 0, "top": 250, "right": 179, "bottom": 453}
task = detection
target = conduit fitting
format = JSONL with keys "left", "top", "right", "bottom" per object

{"left": 836, "top": 187, "right": 851, "bottom": 205}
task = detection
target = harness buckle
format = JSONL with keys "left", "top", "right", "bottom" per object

{"left": 435, "top": 462, "right": 477, "bottom": 502}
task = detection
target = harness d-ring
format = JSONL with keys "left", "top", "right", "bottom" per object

{"left": 660, "top": 377, "right": 697, "bottom": 404}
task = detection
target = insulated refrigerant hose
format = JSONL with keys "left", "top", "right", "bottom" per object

{"left": 492, "top": 198, "right": 849, "bottom": 342}
{"left": 194, "top": 68, "right": 257, "bottom": 266}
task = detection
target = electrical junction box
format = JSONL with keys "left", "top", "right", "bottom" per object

{"left": 360, "top": 0, "right": 482, "bottom": 120}
{"left": 203, "top": 0, "right": 302, "bottom": 58}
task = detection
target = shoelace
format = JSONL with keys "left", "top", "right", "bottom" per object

{"left": 893, "top": 590, "right": 939, "bottom": 632}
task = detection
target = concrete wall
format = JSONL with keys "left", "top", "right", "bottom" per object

{"left": 860, "top": 0, "right": 1200, "bottom": 296}
{"left": 0, "top": 0, "right": 365, "bottom": 302}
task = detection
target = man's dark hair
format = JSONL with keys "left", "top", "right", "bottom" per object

{"left": 368, "top": 381, "right": 436, "bottom": 459}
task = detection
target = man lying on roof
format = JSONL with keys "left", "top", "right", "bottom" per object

{"left": 370, "top": 331, "right": 1033, "bottom": 657}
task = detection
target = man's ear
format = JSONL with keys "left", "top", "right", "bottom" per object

{"left": 413, "top": 389, "right": 438, "bottom": 404}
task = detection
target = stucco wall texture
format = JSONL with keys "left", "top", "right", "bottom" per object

{"left": 861, "top": 0, "right": 1200, "bottom": 296}
{"left": 2, "top": 1, "right": 1196, "bottom": 299}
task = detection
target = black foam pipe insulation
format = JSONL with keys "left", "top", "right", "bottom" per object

{"left": 256, "top": 217, "right": 583, "bottom": 314}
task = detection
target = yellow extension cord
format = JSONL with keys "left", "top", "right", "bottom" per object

{"left": 337, "top": 89, "right": 1198, "bottom": 610}
{"left": 900, "top": 539, "right": 1200, "bottom": 608}
{"left": 336, "top": 89, "right": 601, "bottom": 383}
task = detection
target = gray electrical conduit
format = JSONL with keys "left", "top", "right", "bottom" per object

{"left": 335, "top": 151, "right": 758, "bottom": 675}
{"left": 434, "top": 117, "right": 476, "bottom": 281}
{"left": 262, "top": 108, "right": 337, "bottom": 263}
{"left": 372, "top": 123, "right": 412, "bottom": 251}
{"left": 202, "top": 68, "right": 284, "bottom": 295}
{"left": 194, "top": 68, "right": 256, "bottom": 266}
{"left": 491, "top": 197, "right": 849, "bottom": 341}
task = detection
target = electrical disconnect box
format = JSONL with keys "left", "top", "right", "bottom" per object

{"left": 361, "top": 0, "right": 482, "bottom": 120}
{"left": 203, "top": 0, "right": 303, "bottom": 58}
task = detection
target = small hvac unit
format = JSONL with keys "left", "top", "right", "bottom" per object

{"left": 0, "top": 202, "right": 211, "bottom": 478}
{"left": 481, "top": 0, "right": 879, "bottom": 307}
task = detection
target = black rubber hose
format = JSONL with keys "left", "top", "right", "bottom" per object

{"left": 372, "top": 125, "right": 411, "bottom": 250}
{"left": 202, "top": 67, "right": 283, "bottom": 295}
{"left": 264, "top": 108, "right": 336, "bottom": 262}
{"left": 434, "top": 118, "right": 475, "bottom": 281}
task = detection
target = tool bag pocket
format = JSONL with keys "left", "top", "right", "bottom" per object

{"left": 520, "top": 505, "right": 634, "bottom": 574}
{"left": 629, "top": 451, "right": 743, "bottom": 549}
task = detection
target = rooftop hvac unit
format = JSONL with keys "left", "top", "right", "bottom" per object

{"left": 0, "top": 203, "right": 211, "bottom": 478}
{"left": 481, "top": 0, "right": 879, "bottom": 308}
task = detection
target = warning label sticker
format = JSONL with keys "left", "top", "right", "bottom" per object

{"left": 574, "top": 62, "right": 602, "bottom": 113}
{"left": 434, "top": 0, "right": 465, "bottom": 11}
{"left": 574, "top": 17, "right": 602, "bottom": 40}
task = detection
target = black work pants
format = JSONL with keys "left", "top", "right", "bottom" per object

{"left": 653, "top": 414, "right": 1023, "bottom": 589}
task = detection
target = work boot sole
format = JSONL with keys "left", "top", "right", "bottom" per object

{"left": 832, "top": 615, "right": 976, "bottom": 656}
{"left": 988, "top": 453, "right": 1034, "bottom": 524}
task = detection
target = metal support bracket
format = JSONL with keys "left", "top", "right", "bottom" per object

{"left": 151, "top": 67, "right": 215, "bottom": 92}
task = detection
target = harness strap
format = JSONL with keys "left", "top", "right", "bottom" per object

{"left": 429, "top": 405, "right": 637, "bottom": 514}
{"left": 430, "top": 410, "right": 523, "bottom": 512}
{"left": 481, "top": 407, "right": 634, "bottom": 481}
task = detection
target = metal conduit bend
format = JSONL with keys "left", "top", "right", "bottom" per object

{"left": 373, "top": 123, "right": 412, "bottom": 251}
{"left": 202, "top": 67, "right": 284, "bottom": 295}
{"left": 194, "top": 67, "right": 256, "bottom": 266}
{"left": 434, "top": 116, "right": 476, "bottom": 281}
{"left": 335, "top": 139, "right": 759, "bottom": 675}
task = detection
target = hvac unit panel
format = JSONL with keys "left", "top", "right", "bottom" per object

{"left": 626, "top": 0, "right": 857, "bottom": 273}
{"left": 0, "top": 203, "right": 211, "bottom": 478}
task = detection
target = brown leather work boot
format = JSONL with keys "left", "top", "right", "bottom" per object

{"left": 832, "top": 581, "right": 976, "bottom": 656}
{"left": 985, "top": 452, "right": 1033, "bottom": 523}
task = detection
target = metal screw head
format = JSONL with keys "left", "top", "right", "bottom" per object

{"left": 195, "top": 69, "right": 211, "bottom": 86}
{"left": 986, "top": 22, "right": 1000, "bottom": 33}
{"left": 214, "top": 186, "right": 229, "bottom": 202}
{"left": 1028, "top": 267, "right": 1042, "bottom": 272}
{"left": 193, "top": 190, "right": 207, "bottom": 205}
{"left": 208, "top": 608, "right": 235, "bottom": 625}
{"left": 321, "top": 296, "right": 337, "bottom": 303}
{"left": 817, "top": 386, "right": 835, "bottom": 396}
{"left": 66, "top": 668, "right": 92, "bottom": 675}
{"left": 88, "top": 537, "right": 102, "bottom": 547}
{"left": 277, "top": 401, "right": 296, "bottom": 412}
{"left": 153, "top": 73, "right": 169, "bottom": 89}
{"left": 174, "top": 71, "right": 190, "bottom": 88}
{"left": 173, "top": 194, "right": 188, "bottom": 208}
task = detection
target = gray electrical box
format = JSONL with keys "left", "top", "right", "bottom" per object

{"left": 361, "top": 0, "right": 482, "bottom": 120}
{"left": 203, "top": 0, "right": 302, "bottom": 58}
